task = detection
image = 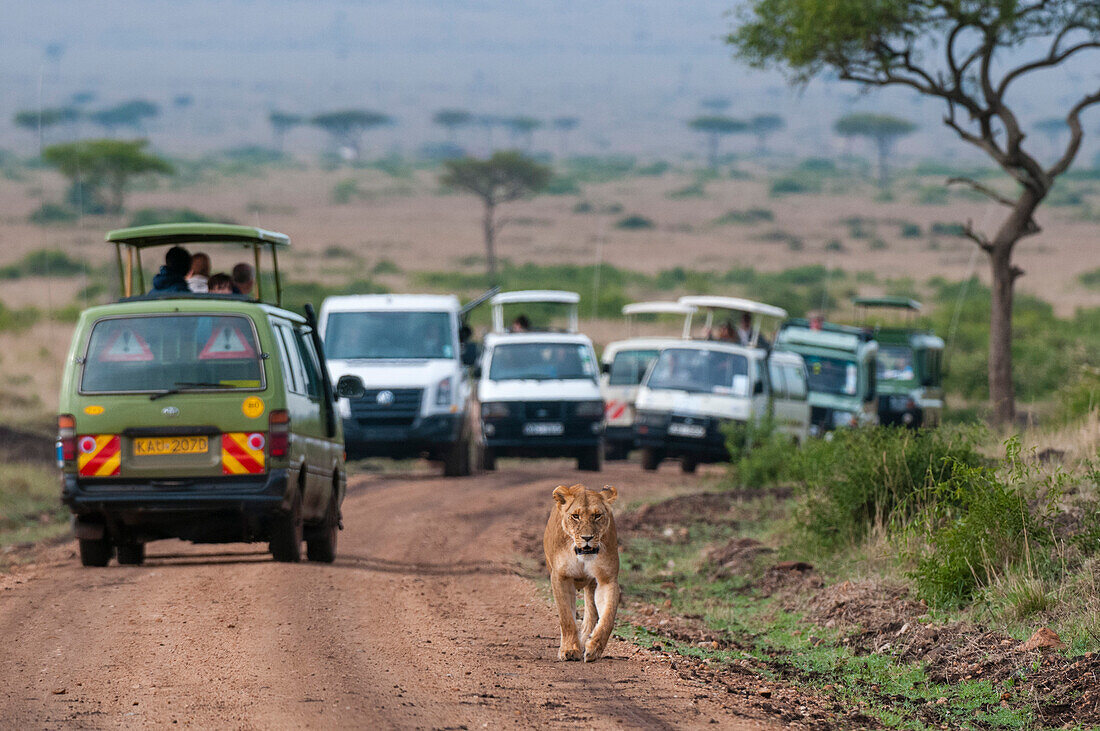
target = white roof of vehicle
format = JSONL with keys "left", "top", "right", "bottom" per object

{"left": 657, "top": 339, "right": 762, "bottom": 357}
{"left": 490, "top": 290, "right": 580, "bottom": 306}
{"left": 321, "top": 293, "right": 460, "bottom": 312}
{"left": 677, "top": 295, "right": 787, "bottom": 320}
{"left": 601, "top": 337, "right": 682, "bottom": 362}
{"left": 484, "top": 331, "right": 593, "bottom": 348}
{"left": 621, "top": 301, "right": 696, "bottom": 316}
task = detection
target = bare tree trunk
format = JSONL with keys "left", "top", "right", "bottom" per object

{"left": 483, "top": 200, "right": 497, "bottom": 283}
{"left": 988, "top": 247, "right": 1016, "bottom": 425}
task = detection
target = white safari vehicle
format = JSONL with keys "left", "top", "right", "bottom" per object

{"left": 474, "top": 291, "right": 604, "bottom": 472}
{"left": 633, "top": 297, "right": 810, "bottom": 472}
{"left": 320, "top": 294, "right": 478, "bottom": 476}
{"left": 600, "top": 301, "right": 695, "bottom": 460}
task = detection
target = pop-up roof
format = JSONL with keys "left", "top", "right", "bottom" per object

{"left": 620, "top": 301, "right": 696, "bottom": 338}
{"left": 490, "top": 290, "right": 580, "bottom": 333}
{"left": 677, "top": 295, "right": 788, "bottom": 347}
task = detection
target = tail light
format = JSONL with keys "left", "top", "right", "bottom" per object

{"left": 58, "top": 414, "right": 76, "bottom": 463}
{"left": 269, "top": 409, "right": 290, "bottom": 457}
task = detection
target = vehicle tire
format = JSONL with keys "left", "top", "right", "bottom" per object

{"left": 116, "top": 542, "right": 145, "bottom": 565}
{"left": 476, "top": 444, "right": 496, "bottom": 471}
{"left": 79, "top": 537, "right": 113, "bottom": 567}
{"left": 306, "top": 489, "right": 339, "bottom": 563}
{"left": 270, "top": 489, "right": 304, "bottom": 563}
{"left": 680, "top": 457, "right": 698, "bottom": 474}
{"left": 577, "top": 442, "right": 604, "bottom": 472}
{"left": 443, "top": 436, "right": 472, "bottom": 477}
{"left": 641, "top": 447, "right": 662, "bottom": 472}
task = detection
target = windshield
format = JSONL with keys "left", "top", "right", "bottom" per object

{"left": 646, "top": 348, "right": 750, "bottom": 395}
{"left": 803, "top": 354, "right": 859, "bottom": 396}
{"left": 489, "top": 342, "right": 597, "bottom": 381}
{"left": 877, "top": 345, "right": 916, "bottom": 382}
{"left": 324, "top": 311, "right": 454, "bottom": 360}
{"left": 608, "top": 349, "right": 658, "bottom": 386}
{"left": 81, "top": 315, "right": 264, "bottom": 393}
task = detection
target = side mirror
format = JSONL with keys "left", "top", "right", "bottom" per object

{"left": 600, "top": 362, "right": 610, "bottom": 375}
{"left": 335, "top": 374, "right": 366, "bottom": 400}
{"left": 753, "top": 380, "right": 765, "bottom": 395}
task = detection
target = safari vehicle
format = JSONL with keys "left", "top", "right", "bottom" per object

{"left": 320, "top": 291, "right": 493, "bottom": 477}
{"left": 854, "top": 296, "right": 945, "bottom": 428}
{"left": 774, "top": 317, "right": 879, "bottom": 434}
{"left": 58, "top": 224, "right": 345, "bottom": 567}
{"left": 633, "top": 297, "right": 810, "bottom": 472}
{"left": 599, "top": 301, "right": 695, "bottom": 460}
{"left": 474, "top": 291, "right": 604, "bottom": 472}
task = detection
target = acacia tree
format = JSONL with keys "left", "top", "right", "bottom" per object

{"left": 688, "top": 115, "right": 747, "bottom": 168}
{"left": 729, "top": 0, "right": 1100, "bottom": 425}
{"left": 433, "top": 109, "right": 473, "bottom": 145}
{"left": 311, "top": 109, "right": 391, "bottom": 160}
{"left": 42, "top": 139, "right": 173, "bottom": 214}
{"left": 439, "top": 151, "right": 552, "bottom": 281}
{"left": 748, "top": 113, "right": 785, "bottom": 153}
{"left": 504, "top": 116, "right": 543, "bottom": 151}
{"left": 834, "top": 113, "right": 917, "bottom": 185}
{"left": 268, "top": 111, "right": 303, "bottom": 152}
{"left": 89, "top": 99, "right": 159, "bottom": 134}
{"left": 13, "top": 107, "right": 80, "bottom": 146}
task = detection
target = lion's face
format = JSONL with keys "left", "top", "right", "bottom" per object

{"left": 552, "top": 484, "right": 617, "bottom": 556}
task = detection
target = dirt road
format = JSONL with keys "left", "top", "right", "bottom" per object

{"left": 0, "top": 462, "right": 778, "bottom": 729}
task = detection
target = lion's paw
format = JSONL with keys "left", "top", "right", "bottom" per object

{"left": 558, "top": 646, "right": 582, "bottom": 661}
{"left": 583, "top": 639, "right": 605, "bottom": 663}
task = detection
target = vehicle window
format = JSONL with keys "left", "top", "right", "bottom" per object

{"left": 877, "top": 345, "right": 916, "bottom": 382}
{"left": 646, "top": 348, "right": 750, "bottom": 396}
{"left": 488, "top": 342, "right": 597, "bottom": 381}
{"left": 768, "top": 360, "right": 788, "bottom": 399}
{"left": 324, "top": 311, "right": 454, "bottom": 360}
{"left": 783, "top": 364, "right": 808, "bottom": 399}
{"left": 609, "top": 349, "right": 658, "bottom": 386}
{"left": 803, "top": 355, "right": 859, "bottom": 396}
{"left": 294, "top": 329, "right": 323, "bottom": 400}
{"left": 81, "top": 315, "right": 264, "bottom": 394}
{"left": 275, "top": 324, "right": 306, "bottom": 395}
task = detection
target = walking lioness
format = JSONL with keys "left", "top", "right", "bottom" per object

{"left": 543, "top": 483, "right": 621, "bottom": 662}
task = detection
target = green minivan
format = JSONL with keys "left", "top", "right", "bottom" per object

{"left": 58, "top": 224, "right": 346, "bottom": 567}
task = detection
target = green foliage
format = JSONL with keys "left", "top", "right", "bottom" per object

{"left": 88, "top": 99, "right": 159, "bottom": 130}
{"left": 127, "top": 207, "right": 220, "bottom": 227}
{"left": 563, "top": 155, "right": 636, "bottom": 183}
{"left": 275, "top": 278, "right": 389, "bottom": 315}
{"left": 824, "top": 238, "right": 845, "bottom": 252}
{"left": 636, "top": 160, "right": 671, "bottom": 176}
{"left": 13, "top": 107, "right": 79, "bottom": 130}
{"left": 28, "top": 202, "right": 78, "bottom": 224}
{"left": 1080, "top": 267, "right": 1100, "bottom": 290}
{"left": 1053, "top": 366, "right": 1100, "bottom": 423}
{"left": 439, "top": 151, "right": 552, "bottom": 205}
{"left": 0, "top": 462, "right": 70, "bottom": 548}
{"left": 41, "top": 139, "right": 173, "bottom": 214}
{"left": 930, "top": 221, "right": 966, "bottom": 236}
{"left": 916, "top": 185, "right": 949, "bottom": 204}
{"left": 723, "top": 417, "right": 797, "bottom": 488}
{"left": 666, "top": 180, "right": 707, "bottom": 198}
{"left": 371, "top": 259, "right": 401, "bottom": 275}
{"left": 615, "top": 214, "right": 656, "bottom": 230}
{"left": 899, "top": 221, "right": 922, "bottom": 238}
{"left": 834, "top": 113, "right": 917, "bottom": 142}
{"left": 0, "top": 302, "right": 42, "bottom": 332}
{"left": 331, "top": 178, "right": 364, "bottom": 204}
{"left": 769, "top": 175, "right": 822, "bottom": 195}
{"left": 687, "top": 115, "right": 747, "bottom": 135}
{"left": 0, "top": 250, "right": 84, "bottom": 279}
{"left": 712, "top": 207, "right": 775, "bottom": 225}
{"left": 544, "top": 176, "right": 581, "bottom": 195}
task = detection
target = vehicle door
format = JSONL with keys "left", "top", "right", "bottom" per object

{"left": 767, "top": 357, "right": 794, "bottom": 435}
{"left": 781, "top": 360, "right": 810, "bottom": 442}
{"left": 749, "top": 355, "right": 770, "bottom": 424}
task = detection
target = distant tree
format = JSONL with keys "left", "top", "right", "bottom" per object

{"left": 504, "top": 116, "right": 543, "bottom": 151}
{"left": 268, "top": 111, "right": 304, "bottom": 153}
{"left": 70, "top": 91, "right": 97, "bottom": 106}
{"left": 42, "top": 139, "right": 174, "bottom": 214}
{"left": 14, "top": 107, "right": 79, "bottom": 132}
{"left": 551, "top": 116, "right": 580, "bottom": 157}
{"left": 477, "top": 114, "right": 503, "bottom": 152}
{"left": 748, "top": 114, "right": 785, "bottom": 153}
{"left": 311, "top": 109, "right": 391, "bottom": 161}
{"left": 89, "top": 100, "right": 160, "bottom": 134}
{"left": 688, "top": 115, "right": 747, "bottom": 168}
{"left": 834, "top": 114, "right": 916, "bottom": 186}
{"left": 439, "top": 151, "right": 552, "bottom": 281}
{"left": 699, "top": 97, "right": 732, "bottom": 113}
{"left": 433, "top": 109, "right": 473, "bottom": 145}
{"left": 728, "top": 0, "right": 1100, "bottom": 426}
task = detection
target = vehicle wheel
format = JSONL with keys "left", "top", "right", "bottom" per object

{"left": 270, "top": 489, "right": 304, "bottom": 563}
{"left": 476, "top": 444, "right": 496, "bottom": 471}
{"left": 641, "top": 447, "right": 662, "bottom": 472}
{"left": 680, "top": 457, "right": 698, "bottom": 474}
{"left": 306, "top": 489, "right": 339, "bottom": 563}
{"left": 443, "top": 436, "right": 472, "bottom": 477}
{"left": 79, "top": 537, "right": 113, "bottom": 567}
{"left": 577, "top": 442, "right": 603, "bottom": 472}
{"left": 116, "top": 542, "right": 145, "bottom": 565}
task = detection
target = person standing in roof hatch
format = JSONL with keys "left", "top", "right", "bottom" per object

{"left": 151, "top": 246, "right": 192, "bottom": 293}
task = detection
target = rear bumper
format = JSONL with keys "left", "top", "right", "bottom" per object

{"left": 342, "top": 413, "right": 464, "bottom": 459}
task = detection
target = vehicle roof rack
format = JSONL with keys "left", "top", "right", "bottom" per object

{"left": 621, "top": 301, "right": 696, "bottom": 338}
{"left": 105, "top": 223, "right": 290, "bottom": 306}
{"left": 490, "top": 290, "right": 580, "bottom": 333}
{"left": 677, "top": 295, "right": 787, "bottom": 347}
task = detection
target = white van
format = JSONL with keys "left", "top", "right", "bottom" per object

{"left": 633, "top": 297, "right": 810, "bottom": 472}
{"left": 600, "top": 301, "right": 695, "bottom": 460}
{"left": 474, "top": 291, "right": 604, "bottom": 472}
{"left": 320, "top": 294, "right": 477, "bottom": 476}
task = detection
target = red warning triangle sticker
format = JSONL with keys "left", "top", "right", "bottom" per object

{"left": 100, "top": 329, "right": 154, "bottom": 362}
{"left": 200, "top": 326, "right": 257, "bottom": 360}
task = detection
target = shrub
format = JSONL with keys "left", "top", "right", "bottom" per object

{"left": 899, "top": 222, "right": 922, "bottom": 238}
{"left": 331, "top": 178, "right": 363, "bottom": 205}
{"left": 544, "top": 176, "right": 581, "bottom": 195}
{"left": 666, "top": 181, "right": 706, "bottom": 199}
{"left": 572, "top": 200, "right": 594, "bottom": 214}
{"left": 615, "top": 214, "right": 656, "bottom": 230}
{"left": 371, "top": 258, "right": 401, "bottom": 275}
{"left": 636, "top": 161, "right": 671, "bottom": 176}
{"left": 712, "top": 207, "right": 774, "bottom": 225}
{"left": 723, "top": 417, "right": 797, "bottom": 488}
{"left": 868, "top": 237, "right": 888, "bottom": 250}
{"left": 824, "top": 239, "right": 845, "bottom": 252}
{"left": 1081, "top": 268, "right": 1100, "bottom": 290}
{"left": 915, "top": 185, "right": 949, "bottom": 204}
{"left": 930, "top": 221, "right": 966, "bottom": 236}
{"left": 0, "top": 250, "right": 84, "bottom": 279}
{"left": 769, "top": 176, "right": 822, "bottom": 195}
{"left": 0, "top": 302, "right": 41, "bottom": 332}
{"left": 127, "top": 207, "right": 219, "bottom": 227}
{"left": 28, "top": 202, "right": 78, "bottom": 224}
{"left": 1054, "top": 366, "right": 1100, "bottom": 423}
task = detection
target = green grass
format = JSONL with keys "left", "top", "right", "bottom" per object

{"left": 0, "top": 462, "right": 69, "bottom": 551}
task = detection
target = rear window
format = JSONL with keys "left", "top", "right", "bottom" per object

{"left": 608, "top": 349, "right": 658, "bottom": 386}
{"left": 81, "top": 314, "right": 265, "bottom": 394}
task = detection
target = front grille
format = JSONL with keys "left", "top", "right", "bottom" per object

{"left": 523, "top": 401, "right": 565, "bottom": 420}
{"left": 350, "top": 388, "right": 422, "bottom": 427}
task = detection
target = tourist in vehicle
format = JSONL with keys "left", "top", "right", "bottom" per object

{"left": 187, "top": 252, "right": 210, "bottom": 293}
{"left": 736, "top": 313, "right": 752, "bottom": 345}
{"left": 151, "top": 246, "right": 192, "bottom": 293}
{"left": 231, "top": 262, "right": 255, "bottom": 296}
{"left": 207, "top": 273, "right": 233, "bottom": 293}
{"left": 718, "top": 321, "right": 737, "bottom": 343}
{"left": 509, "top": 314, "right": 530, "bottom": 332}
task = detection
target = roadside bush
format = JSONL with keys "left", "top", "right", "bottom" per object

{"left": 28, "top": 202, "right": 78, "bottom": 225}
{"left": 1054, "top": 366, "right": 1100, "bottom": 423}
{"left": 0, "top": 250, "right": 84, "bottom": 279}
{"left": 1079, "top": 267, "right": 1100, "bottom": 290}
{"left": 712, "top": 207, "right": 774, "bottom": 226}
{"left": 899, "top": 221, "right": 922, "bottom": 238}
{"left": 769, "top": 176, "right": 822, "bottom": 196}
{"left": 723, "top": 417, "right": 797, "bottom": 488}
{"left": 0, "top": 303, "right": 41, "bottom": 332}
{"left": 615, "top": 214, "right": 656, "bottom": 230}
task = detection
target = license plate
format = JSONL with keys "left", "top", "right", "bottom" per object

{"left": 133, "top": 436, "right": 209, "bottom": 456}
{"left": 669, "top": 423, "right": 706, "bottom": 438}
{"left": 523, "top": 422, "right": 564, "bottom": 436}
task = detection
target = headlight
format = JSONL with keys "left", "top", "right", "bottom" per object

{"left": 481, "top": 402, "right": 510, "bottom": 419}
{"left": 435, "top": 376, "right": 452, "bottom": 406}
{"left": 574, "top": 401, "right": 604, "bottom": 418}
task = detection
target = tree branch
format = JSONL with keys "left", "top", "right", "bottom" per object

{"left": 996, "top": 39, "right": 1100, "bottom": 98}
{"left": 1048, "top": 87, "right": 1100, "bottom": 178}
{"left": 947, "top": 177, "right": 1015, "bottom": 207}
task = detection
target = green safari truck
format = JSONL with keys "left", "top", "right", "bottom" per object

{"left": 58, "top": 224, "right": 346, "bottom": 566}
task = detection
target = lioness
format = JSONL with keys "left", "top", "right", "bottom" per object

{"left": 543, "top": 483, "right": 620, "bottom": 662}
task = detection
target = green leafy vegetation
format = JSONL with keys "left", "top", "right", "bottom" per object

{"left": 712, "top": 207, "right": 775, "bottom": 225}
{"left": 615, "top": 214, "right": 656, "bottom": 230}
{"left": 127, "top": 207, "right": 222, "bottom": 227}
{"left": 0, "top": 462, "right": 69, "bottom": 550}
{"left": 0, "top": 250, "right": 84, "bottom": 280}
